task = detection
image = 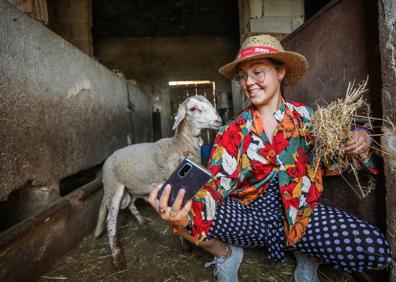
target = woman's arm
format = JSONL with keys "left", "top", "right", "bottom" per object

{"left": 147, "top": 122, "right": 243, "bottom": 240}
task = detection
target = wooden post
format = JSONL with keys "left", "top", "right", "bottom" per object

{"left": 378, "top": 0, "right": 396, "bottom": 281}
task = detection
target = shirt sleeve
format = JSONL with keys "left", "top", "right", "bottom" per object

{"left": 188, "top": 124, "right": 242, "bottom": 242}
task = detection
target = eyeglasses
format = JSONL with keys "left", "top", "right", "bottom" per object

{"left": 233, "top": 70, "right": 266, "bottom": 86}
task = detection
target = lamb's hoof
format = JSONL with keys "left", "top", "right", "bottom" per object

{"left": 112, "top": 249, "right": 126, "bottom": 270}
{"left": 179, "top": 236, "right": 192, "bottom": 252}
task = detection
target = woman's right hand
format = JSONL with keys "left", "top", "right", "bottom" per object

{"left": 147, "top": 184, "right": 192, "bottom": 227}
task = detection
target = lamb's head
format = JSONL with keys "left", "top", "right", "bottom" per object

{"left": 172, "top": 95, "right": 222, "bottom": 131}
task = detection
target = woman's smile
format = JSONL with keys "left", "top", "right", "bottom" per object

{"left": 246, "top": 87, "right": 264, "bottom": 97}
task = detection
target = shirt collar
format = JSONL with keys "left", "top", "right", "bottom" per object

{"left": 249, "top": 99, "right": 287, "bottom": 136}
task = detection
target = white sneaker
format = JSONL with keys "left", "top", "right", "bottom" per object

{"left": 294, "top": 252, "right": 321, "bottom": 282}
{"left": 205, "top": 245, "right": 244, "bottom": 282}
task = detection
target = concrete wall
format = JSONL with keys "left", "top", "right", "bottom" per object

{"left": 127, "top": 80, "right": 153, "bottom": 144}
{"left": 0, "top": 0, "right": 151, "bottom": 202}
{"left": 282, "top": 0, "right": 385, "bottom": 230}
{"left": 238, "top": 0, "right": 304, "bottom": 42}
{"left": 94, "top": 36, "right": 237, "bottom": 137}
{"left": 378, "top": 0, "right": 396, "bottom": 279}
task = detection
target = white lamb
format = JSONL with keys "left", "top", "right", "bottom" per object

{"left": 94, "top": 95, "right": 222, "bottom": 268}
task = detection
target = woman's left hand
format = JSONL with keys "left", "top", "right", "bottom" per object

{"left": 341, "top": 130, "right": 371, "bottom": 156}
{"left": 146, "top": 184, "right": 191, "bottom": 227}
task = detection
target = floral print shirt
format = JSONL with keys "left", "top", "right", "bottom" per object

{"left": 188, "top": 100, "right": 378, "bottom": 245}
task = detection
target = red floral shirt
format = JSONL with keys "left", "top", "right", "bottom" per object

{"left": 188, "top": 101, "right": 377, "bottom": 245}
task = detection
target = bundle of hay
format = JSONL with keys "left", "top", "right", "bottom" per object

{"left": 310, "top": 78, "right": 373, "bottom": 198}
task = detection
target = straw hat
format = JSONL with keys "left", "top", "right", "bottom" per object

{"left": 219, "top": 35, "right": 309, "bottom": 85}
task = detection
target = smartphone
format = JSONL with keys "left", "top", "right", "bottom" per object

{"left": 157, "top": 158, "right": 212, "bottom": 207}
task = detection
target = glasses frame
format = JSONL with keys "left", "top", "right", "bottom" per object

{"left": 233, "top": 70, "right": 266, "bottom": 86}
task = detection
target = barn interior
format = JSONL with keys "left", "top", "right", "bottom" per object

{"left": 0, "top": 0, "right": 395, "bottom": 281}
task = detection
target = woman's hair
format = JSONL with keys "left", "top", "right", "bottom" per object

{"left": 267, "top": 58, "right": 285, "bottom": 72}
{"left": 267, "top": 58, "right": 286, "bottom": 94}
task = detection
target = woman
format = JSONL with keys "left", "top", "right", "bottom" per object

{"left": 147, "top": 35, "right": 392, "bottom": 282}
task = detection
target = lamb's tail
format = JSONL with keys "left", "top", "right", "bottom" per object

{"left": 94, "top": 195, "right": 108, "bottom": 238}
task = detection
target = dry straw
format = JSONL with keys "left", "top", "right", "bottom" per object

{"left": 310, "top": 77, "right": 390, "bottom": 198}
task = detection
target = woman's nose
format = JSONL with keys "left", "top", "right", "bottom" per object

{"left": 245, "top": 74, "right": 255, "bottom": 85}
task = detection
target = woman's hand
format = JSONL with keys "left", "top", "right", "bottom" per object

{"left": 341, "top": 129, "right": 371, "bottom": 156}
{"left": 146, "top": 184, "right": 192, "bottom": 227}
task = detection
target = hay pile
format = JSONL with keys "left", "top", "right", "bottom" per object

{"left": 310, "top": 78, "right": 374, "bottom": 198}
{"left": 41, "top": 207, "right": 354, "bottom": 282}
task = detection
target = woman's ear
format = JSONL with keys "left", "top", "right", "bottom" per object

{"left": 278, "top": 66, "right": 286, "bottom": 81}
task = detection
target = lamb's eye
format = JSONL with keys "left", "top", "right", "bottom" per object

{"left": 190, "top": 107, "right": 202, "bottom": 112}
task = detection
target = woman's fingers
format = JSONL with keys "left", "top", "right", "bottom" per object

{"left": 352, "top": 143, "right": 366, "bottom": 154}
{"left": 147, "top": 184, "right": 161, "bottom": 211}
{"left": 342, "top": 131, "right": 370, "bottom": 155}
{"left": 181, "top": 200, "right": 192, "bottom": 214}
{"left": 147, "top": 184, "right": 192, "bottom": 226}
{"left": 167, "top": 200, "right": 191, "bottom": 227}
{"left": 344, "top": 135, "right": 358, "bottom": 147}
{"left": 158, "top": 184, "right": 171, "bottom": 214}
{"left": 171, "top": 189, "right": 186, "bottom": 214}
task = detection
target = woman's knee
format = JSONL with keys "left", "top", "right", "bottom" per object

{"left": 348, "top": 229, "right": 393, "bottom": 271}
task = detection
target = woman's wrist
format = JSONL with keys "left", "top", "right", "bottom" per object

{"left": 170, "top": 222, "right": 188, "bottom": 234}
{"left": 170, "top": 215, "right": 189, "bottom": 233}
{"left": 352, "top": 126, "right": 372, "bottom": 135}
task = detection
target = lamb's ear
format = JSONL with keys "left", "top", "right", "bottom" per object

{"left": 172, "top": 101, "right": 187, "bottom": 130}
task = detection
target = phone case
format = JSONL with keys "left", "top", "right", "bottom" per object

{"left": 157, "top": 158, "right": 212, "bottom": 207}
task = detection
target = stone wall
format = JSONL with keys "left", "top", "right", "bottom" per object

{"left": 47, "top": 0, "right": 93, "bottom": 55}
{"left": 0, "top": 0, "right": 151, "bottom": 202}
{"left": 6, "top": 0, "right": 48, "bottom": 24}
{"left": 238, "top": 0, "right": 304, "bottom": 42}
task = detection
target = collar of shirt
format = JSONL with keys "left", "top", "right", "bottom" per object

{"left": 249, "top": 101, "right": 286, "bottom": 137}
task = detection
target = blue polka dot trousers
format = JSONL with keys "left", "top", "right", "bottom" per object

{"left": 207, "top": 181, "right": 393, "bottom": 273}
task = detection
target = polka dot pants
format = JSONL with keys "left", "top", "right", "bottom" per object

{"left": 207, "top": 181, "right": 393, "bottom": 273}
{"left": 294, "top": 204, "right": 392, "bottom": 272}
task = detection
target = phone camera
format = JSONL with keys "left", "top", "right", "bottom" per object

{"left": 178, "top": 164, "right": 192, "bottom": 177}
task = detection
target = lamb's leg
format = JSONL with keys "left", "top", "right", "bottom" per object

{"left": 128, "top": 196, "right": 146, "bottom": 225}
{"left": 94, "top": 196, "right": 108, "bottom": 238}
{"left": 107, "top": 184, "right": 126, "bottom": 269}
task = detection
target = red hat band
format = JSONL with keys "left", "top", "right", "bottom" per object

{"left": 236, "top": 46, "right": 279, "bottom": 60}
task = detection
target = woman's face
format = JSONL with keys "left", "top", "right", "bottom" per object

{"left": 236, "top": 59, "right": 286, "bottom": 107}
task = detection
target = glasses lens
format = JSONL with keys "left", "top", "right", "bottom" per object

{"left": 233, "top": 73, "right": 244, "bottom": 85}
{"left": 252, "top": 71, "right": 265, "bottom": 83}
